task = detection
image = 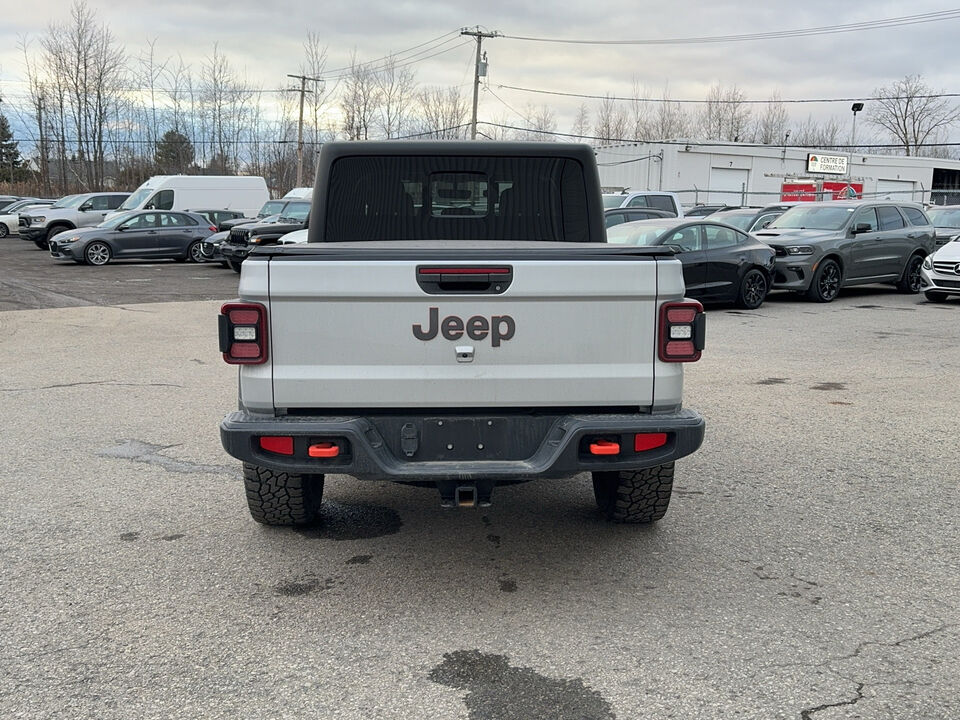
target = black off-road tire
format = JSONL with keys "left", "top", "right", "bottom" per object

{"left": 805, "top": 258, "right": 842, "bottom": 302}
{"left": 34, "top": 239, "right": 48, "bottom": 249}
{"left": 242, "top": 463, "right": 324, "bottom": 526}
{"left": 228, "top": 259, "right": 242, "bottom": 273}
{"left": 924, "top": 290, "right": 948, "bottom": 302}
{"left": 592, "top": 462, "right": 675, "bottom": 524}
{"left": 736, "top": 268, "right": 768, "bottom": 309}
{"left": 896, "top": 254, "right": 924, "bottom": 293}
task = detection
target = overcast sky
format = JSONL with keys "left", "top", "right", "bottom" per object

{"left": 1, "top": 0, "right": 958, "bottom": 140}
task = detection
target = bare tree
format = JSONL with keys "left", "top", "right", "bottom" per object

{"left": 752, "top": 94, "right": 788, "bottom": 144}
{"left": 415, "top": 86, "right": 468, "bottom": 139}
{"left": 628, "top": 78, "right": 652, "bottom": 141}
{"left": 594, "top": 94, "right": 629, "bottom": 143}
{"left": 375, "top": 54, "right": 416, "bottom": 138}
{"left": 791, "top": 114, "right": 843, "bottom": 148}
{"left": 868, "top": 74, "right": 960, "bottom": 156}
{"left": 648, "top": 85, "right": 690, "bottom": 140}
{"left": 570, "top": 103, "right": 591, "bottom": 142}
{"left": 340, "top": 51, "right": 380, "bottom": 140}
{"left": 698, "top": 83, "right": 751, "bottom": 142}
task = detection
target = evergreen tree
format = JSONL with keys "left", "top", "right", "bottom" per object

{"left": 0, "top": 111, "right": 24, "bottom": 183}
{"left": 155, "top": 129, "right": 195, "bottom": 174}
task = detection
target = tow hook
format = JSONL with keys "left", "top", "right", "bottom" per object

{"left": 437, "top": 480, "right": 493, "bottom": 508}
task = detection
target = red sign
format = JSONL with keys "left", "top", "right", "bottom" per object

{"left": 781, "top": 183, "right": 817, "bottom": 202}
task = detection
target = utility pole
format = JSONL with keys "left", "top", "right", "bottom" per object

{"left": 461, "top": 27, "right": 499, "bottom": 140}
{"left": 287, "top": 74, "right": 322, "bottom": 187}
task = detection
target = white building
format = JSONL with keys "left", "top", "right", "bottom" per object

{"left": 593, "top": 141, "right": 960, "bottom": 207}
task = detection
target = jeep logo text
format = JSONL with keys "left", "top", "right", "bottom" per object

{"left": 413, "top": 307, "right": 515, "bottom": 347}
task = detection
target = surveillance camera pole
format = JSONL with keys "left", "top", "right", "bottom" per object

{"left": 461, "top": 27, "right": 499, "bottom": 140}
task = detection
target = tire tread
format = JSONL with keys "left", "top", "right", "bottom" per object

{"left": 592, "top": 462, "right": 675, "bottom": 524}
{"left": 242, "top": 463, "right": 324, "bottom": 526}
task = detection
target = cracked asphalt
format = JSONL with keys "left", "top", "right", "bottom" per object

{"left": 1, "top": 239, "right": 958, "bottom": 719}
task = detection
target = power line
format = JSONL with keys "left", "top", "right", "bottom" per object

{"left": 500, "top": 9, "right": 960, "bottom": 45}
{"left": 497, "top": 83, "right": 960, "bottom": 105}
{"left": 318, "top": 30, "right": 462, "bottom": 76}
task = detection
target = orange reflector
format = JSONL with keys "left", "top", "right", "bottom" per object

{"left": 589, "top": 440, "right": 620, "bottom": 456}
{"left": 308, "top": 442, "right": 340, "bottom": 458}
{"left": 259, "top": 436, "right": 294, "bottom": 455}
{"left": 634, "top": 433, "right": 668, "bottom": 452}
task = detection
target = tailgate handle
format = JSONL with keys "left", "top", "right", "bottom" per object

{"left": 417, "top": 266, "right": 513, "bottom": 295}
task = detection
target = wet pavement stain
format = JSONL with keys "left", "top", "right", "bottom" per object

{"left": 294, "top": 502, "right": 402, "bottom": 541}
{"left": 274, "top": 577, "right": 335, "bottom": 597}
{"left": 346, "top": 554, "right": 373, "bottom": 565}
{"left": 498, "top": 578, "right": 517, "bottom": 593}
{"left": 429, "top": 650, "right": 615, "bottom": 719}
{"left": 756, "top": 377, "right": 788, "bottom": 385}
{"left": 487, "top": 534, "right": 501, "bottom": 548}
{"left": 481, "top": 516, "right": 491, "bottom": 527}
{"left": 811, "top": 382, "right": 846, "bottom": 391}
{"left": 161, "top": 533, "right": 185, "bottom": 541}
{"left": 99, "top": 439, "right": 236, "bottom": 476}
{"left": 119, "top": 532, "right": 140, "bottom": 542}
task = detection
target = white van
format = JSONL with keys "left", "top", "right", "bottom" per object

{"left": 108, "top": 175, "right": 269, "bottom": 220}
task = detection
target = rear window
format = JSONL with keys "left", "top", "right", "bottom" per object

{"left": 324, "top": 156, "right": 589, "bottom": 242}
{"left": 901, "top": 206, "right": 930, "bottom": 226}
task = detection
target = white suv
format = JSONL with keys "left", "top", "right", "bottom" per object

{"left": 602, "top": 191, "right": 683, "bottom": 218}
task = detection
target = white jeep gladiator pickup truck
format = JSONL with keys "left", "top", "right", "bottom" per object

{"left": 219, "top": 142, "right": 705, "bottom": 525}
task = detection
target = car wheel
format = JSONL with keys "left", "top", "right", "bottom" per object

{"left": 34, "top": 240, "right": 48, "bottom": 249}
{"left": 805, "top": 258, "right": 842, "bottom": 302}
{"left": 924, "top": 290, "right": 949, "bottom": 302}
{"left": 0, "top": 224, "right": 8, "bottom": 238}
{"left": 896, "top": 254, "right": 924, "bottom": 293}
{"left": 242, "top": 463, "right": 324, "bottom": 526}
{"left": 736, "top": 268, "right": 768, "bottom": 309}
{"left": 592, "top": 463, "right": 674, "bottom": 524}
{"left": 84, "top": 241, "right": 112, "bottom": 266}
{"left": 187, "top": 240, "right": 204, "bottom": 263}
{"left": 228, "top": 259, "right": 242, "bottom": 273}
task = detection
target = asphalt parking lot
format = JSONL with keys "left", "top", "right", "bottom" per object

{"left": 1, "top": 238, "right": 957, "bottom": 719}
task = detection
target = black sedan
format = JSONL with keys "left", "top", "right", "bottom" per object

{"left": 604, "top": 207, "right": 675, "bottom": 228}
{"left": 710, "top": 207, "right": 787, "bottom": 233}
{"left": 48, "top": 211, "right": 216, "bottom": 266}
{"left": 606, "top": 218, "right": 776, "bottom": 309}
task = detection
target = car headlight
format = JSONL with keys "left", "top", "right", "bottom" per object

{"left": 249, "top": 237, "right": 263, "bottom": 244}
{"left": 60, "top": 236, "right": 81, "bottom": 244}
{"left": 31, "top": 216, "right": 46, "bottom": 224}
{"left": 785, "top": 245, "right": 815, "bottom": 256}
{"left": 922, "top": 255, "right": 933, "bottom": 270}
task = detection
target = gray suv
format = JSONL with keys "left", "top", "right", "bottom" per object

{"left": 21, "top": 192, "right": 130, "bottom": 249}
{"left": 754, "top": 201, "right": 936, "bottom": 302}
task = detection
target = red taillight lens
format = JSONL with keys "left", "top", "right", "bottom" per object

{"left": 259, "top": 436, "right": 293, "bottom": 455}
{"left": 658, "top": 301, "right": 704, "bottom": 362}
{"left": 209, "top": 225, "right": 217, "bottom": 232}
{"left": 634, "top": 433, "right": 668, "bottom": 452}
{"left": 220, "top": 302, "right": 268, "bottom": 365}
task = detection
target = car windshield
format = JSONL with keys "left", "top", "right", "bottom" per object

{"left": 602, "top": 194, "right": 626, "bottom": 209}
{"left": 713, "top": 213, "right": 752, "bottom": 230}
{"left": 768, "top": 206, "right": 854, "bottom": 230}
{"left": 605, "top": 222, "right": 672, "bottom": 246}
{"left": 259, "top": 200, "right": 285, "bottom": 217}
{"left": 118, "top": 188, "right": 153, "bottom": 210}
{"left": 50, "top": 194, "right": 86, "bottom": 210}
{"left": 280, "top": 202, "right": 310, "bottom": 222}
{"left": 926, "top": 208, "right": 960, "bottom": 228}
{"left": 99, "top": 212, "right": 136, "bottom": 229}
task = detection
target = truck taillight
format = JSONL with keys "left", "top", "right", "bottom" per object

{"left": 658, "top": 301, "right": 705, "bottom": 362}
{"left": 219, "top": 302, "right": 268, "bottom": 364}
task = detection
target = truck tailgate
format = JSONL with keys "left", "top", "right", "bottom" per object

{"left": 263, "top": 248, "right": 663, "bottom": 410}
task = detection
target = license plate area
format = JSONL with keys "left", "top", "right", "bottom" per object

{"left": 371, "top": 415, "right": 558, "bottom": 462}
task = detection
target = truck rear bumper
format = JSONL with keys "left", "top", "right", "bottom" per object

{"left": 220, "top": 409, "right": 705, "bottom": 481}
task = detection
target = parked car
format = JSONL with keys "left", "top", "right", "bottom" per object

{"left": 199, "top": 230, "right": 230, "bottom": 264}
{"left": 682, "top": 204, "right": 743, "bottom": 217}
{"left": 920, "top": 238, "right": 960, "bottom": 302}
{"left": 220, "top": 201, "right": 311, "bottom": 272}
{"left": 217, "top": 198, "right": 297, "bottom": 232}
{"left": 0, "top": 199, "right": 55, "bottom": 237}
{"left": 754, "top": 201, "right": 936, "bottom": 302}
{"left": 710, "top": 207, "right": 787, "bottom": 233}
{"left": 606, "top": 218, "right": 775, "bottom": 309}
{"left": 21, "top": 192, "right": 130, "bottom": 249}
{"left": 188, "top": 208, "right": 248, "bottom": 229}
{"left": 924, "top": 205, "right": 960, "bottom": 247}
{"left": 48, "top": 210, "right": 216, "bottom": 265}
{"left": 0, "top": 196, "right": 21, "bottom": 212}
{"left": 106, "top": 175, "right": 268, "bottom": 221}
{"left": 281, "top": 186, "right": 312, "bottom": 200}
{"left": 604, "top": 207, "right": 675, "bottom": 228}
{"left": 602, "top": 191, "right": 684, "bottom": 217}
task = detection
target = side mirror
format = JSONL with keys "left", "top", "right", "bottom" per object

{"left": 852, "top": 223, "right": 872, "bottom": 234}
{"left": 79, "top": 202, "right": 93, "bottom": 211}
{"left": 759, "top": 220, "right": 772, "bottom": 229}
{"left": 116, "top": 225, "right": 127, "bottom": 231}
{"left": 665, "top": 244, "right": 686, "bottom": 253}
